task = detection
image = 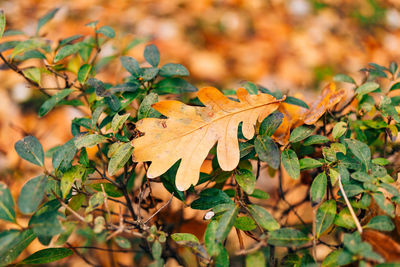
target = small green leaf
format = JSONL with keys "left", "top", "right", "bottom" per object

{"left": 281, "top": 149, "right": 300, "bottom": 179}
{"left": 141, "top": 67, "right": 159, "bottom": 81}
{"left": 61, "top": 165, "right": 85, "bottom": 199}
{"left": 351, "top": 171, "right": 372, "bottom": 182}
{"left": 144, "top": 44, "right": 160, "bottom": 67}
{"left": 373, "top": 192, "right": 395, "bottom": 218}
{"left": 96, "top": 25, "right": 115, "bottom": 38}
{"left": 249, "top": 189, "right": 269, "bottom": 199}
{"left": 39, "top": 89, "right": 74, "bottom": 117}
{"left": 259, "top": 112, "right": 284, "bottom": 136}
{"left": 205, "top": 220, "right": 218, "bottom": 256}
{"left": 159, "top": 63, "right": 189, "bottom": 77}
{"left": 54, "top": 42, "right": 84, "bottom": 62}
{"left": 289, "top": 125, "right": 315, "bottom": 143}
{"left": 245, "top": 251, "right": 266, "bottom": 267}
{"left": 86, "top": 192, "right": 104, "bottom": 213}
{"left": 191, "top": 188, "right": 233, "bottom": 210}
{"left": 74, "top": 134, "right": 108, "bottom": 149}
{"left": 332, "top": 122, "right": 347, "bottom": 139}
{"left": 52, "top": 139, "right": 77, "bottom": 171}
{"left": 22, "top": 67, "right": 41, "bottom": 84}
{"left": 171, "top": 233, "right": 199, "bottom": 244}
{"left": 215, "top": 205, "right": 239, "bottom": 242}
{"left": 155, "top": 77, "right": 197, "bottom": 94}
{"left": 310, "top": 172, "right": 327, "bottom": 203}
{"left": 19, "top": 248, "right": 72, "bottom": 265}
{"left": 316, "top": 200, "right": 336, "bottom": 238}
{"left": 268, "top": 228, "right": 309, "bottom": 247}
{"left": 88, "top": 78, "right": 109, "bottom": 97}
{"left": 247, "top": 204, "right": 280, "bottom": 231}
{"left": 18, "top": 175, "right": 48, "bottom": 214}
{"left": 333, "top": 74, "right": 356, "bottom": 84}
{"left": 284, "top": 96, "right": 309, "bottom": 109}
{"left": 121, "top": 56, "right": 141, "bottom": 77}
{"left": 372, "top": 157, "right": 390, "bottom": 166}
{"left": 355, "top": 82, "right": 379, "bottom": 96}
{"left": 77, "top": 64, "right": 92, "bottom": 83}
{"left": 344, "top": 139, "right": 371, "bottom": 170}
{"left": 0, "top": 10, "right": 5, "bottom": 39}
{"left": 111, "top": 113, "right": 130, "bottom": 132}
{"left": 389, "top": 82, "right": 400, "bottom": 91}
{"left": 36, "top": 8, "right": 59, "bottom": 34}
{"left": 234, "top": 216, "right": 256, "bottom": 231}
{"left": 0, "top": 182, "right": 15, "bottom": 222}
{"left": 334, "top": 207, "right": 356, "bottom": 229}
{"left": 114, "top": 236, "right": 131, "bottom": 249}
{"left": 303, "top": 135, "right": 329, "bottom": 146}
{"left": 11, "top": 39, "right": 46, "bottom": 59}
{"left": 29, "top": 210, "right": 62, "bottom": 237}
{"left": 108, "top": 142, "right": 133, "bottom": 176}
{"left": 152, "top": 240, "right": 162, "bottom": 260}
{"left": 59, "top": 34, "right": 83, "bottom": 46}
{"left": 299, "top": 158, "right": 323, "bottom": 170}
{"left": 137, "top": 93, "right": 162, "bottom": 120}
{"left": 255, "top": 136, "right": 280, "bottom": 169}
{"left": 15, "top": 136, "right": 44, "bottom": 166}
{"left": 90, "top": 183, "right": 123, "bottom": 197}
{"left": 365, "top": 215, "right": 395, "bottom": 231}
{"left": 235, "top": 169, "right": 256, "bottom": 194}
{"left": 0, "top": 229, "right": 36, "bottom": 266}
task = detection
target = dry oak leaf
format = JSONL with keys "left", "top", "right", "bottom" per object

{"left": 132, "top": 87, "right": 285, "bottom": 191}
{"left": 362, "top": 230, "right": 400, "bottom": 262}
{"left": 272, "top": 83, "right": 345, "bottom": 145}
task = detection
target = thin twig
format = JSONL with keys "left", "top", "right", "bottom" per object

{"left": 338, "top": 174, "right": 363, "bottom": 233}
{"left": 143, "top": 193, "right": 174, "bottom": 224}
{"left": 66, "top": 242, "right": 99, "bottom": 267}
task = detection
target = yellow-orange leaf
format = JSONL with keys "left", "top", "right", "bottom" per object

{"left": 132, "top": 87, "right": 284, "bottom": 191}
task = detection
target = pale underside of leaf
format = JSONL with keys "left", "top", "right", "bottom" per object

{"left": 133, "top": 87, "right": 284, "bottom": 190}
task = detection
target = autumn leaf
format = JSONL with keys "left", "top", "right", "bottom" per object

{"left": 362, "top": 230, "right": 400, "bottom": 262}
{"left": 133, "top": 87, "right": 284, "bottom": 190}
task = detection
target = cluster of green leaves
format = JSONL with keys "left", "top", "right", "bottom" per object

{"left": 0, "top": 7, "right": 399, "bottom": 267}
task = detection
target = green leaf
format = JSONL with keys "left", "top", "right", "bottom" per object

{"left": 303, "top": 135, "right": 329, "bottom": 146}
{"left": 137, "top": 93, "right": 162, "bottom": 120}
{"left": 191, "top": 188, "right": 233, "bottom": 210}
{"left": 171, "top": 233, "right": 199, "bottom": 244}
{"left": 77, "top": 64, "right": 92, "bottom": 83}
{"left": 268, "top": 228, "right": 309, "bottom": 247}
{"left": 311, "top": 172, "right": 327, "bottom": 203}
{"left": 39, "top": 89, "right": 74, "bottom": 117}
{"left": 0, "top": 229, "right": 36, "bottom": 266}
{"left": 365, "top": 215, "right": 395, "bottom": 231}
{"left": 96, "top": 25, "right": 115, "bottom": 38}
{"left": 205, "top": 220, "right": 218, "bottom": 256}
{"left": 344, "top": 139, "right": 371, "bottom": 170}
{"left": 18, "top": 175, "right": 47, "bottom": 214}
{"left": 259, "top": 112, "right": 284, "bottom": 136}
{"left": 141, "top": 67, "right": 159, "bottom": 81}
{"left": 61, "top": 165, "right": 85, "bottom": 199}
{"left": 215, "top": 205, "right": 239, "bottom": 242}
{"left": 59, "top": 34, "right": 83, "bottom": 46}
{"left": 284, "top": 96, "right": 309, "bottom": 109}
{"left": 52, "top": 139, "right": 77, "bottom": 171}
{"left": 316, "top": 200, "right": 336, "bottom": 238}
{"left": 281, "top": 149, "right": 300, "bottom": 179}
{"left": 332, "top": 122, "right": 347, "bottom": 139}
{"left": 36, "top": 8, "right": 59, "bottom": 34}
{"left": 0, "top": 40, "right": 20, "bottom": 53}
{"left": 255, "top": 136, "right": 280, "bottom": 169}
{"left": 159, "top": 63, "right": 189, "bottom": 77}
{"left": 247, "top": 204, "right": 280, "bottom": 231}
{"left": 0, "top": 182, "right": 15, "bottom": 222}
{"left": 15, "top": 136, "right": 44, "bottom": 166}
{"left": 333, "top": 74, "right": 356, "bottom": 84}
{"left": 54, "top": 42, "right": 83, "bottom": 62}
{"left": 144, "top": 44, "right": 160, "bottom": 67}
{"left": 0, "top": 10, "right": 5, "bottom": 39}
{"left": 90, "top": 183, "right": 123, "bottom": 197}
{"left": 355, "top": 82, "right": 379, "bottom": 96}
{"left": 351, "top": 171, "right": 372, "bottom": 182}
{"left": 342, "top": 184, "right": 364, "bottom": 197}
{"left": 289, "top": 125, "right": 315, "bottom": 143}
{"left": 234, "top": 216, "right": 256, "bottom": 231}
{"left": 249, "top": 189, "right": 269, "bottom": 199}
{"left": 111, "top": 113, "right": 130, "bottom": 132}
{"left": 334, "top": 207, "right": 356, "bottom": 229}
{"left": 121, "top": 56, "right": 141, "bottom": 77}
{"left": 215, "top": 244, "right": 229, "bottom": 267}
{"left": 234, "top": 169, "right": 256, "bottom": 194}
{"left": 372, "top": 157, "right": 390, "bottom": 166}
{"left": 108, "top": 142, "right": 133, "bottom": 176}
{"left": 373, "top": 192, "right": 395, "bottom": 218}
{"left": 86, "top": 192, "right": 104, "bottom": 213}
{"left": 88, "top": 78, "right": 109, "bottom": 97}
{"left": 299, "top": 158, "right": 323, "bottom": 170}
{"left": 74, "top": 134, "right": 107, "bottom": 149}
{"left": 105, "top": 95, "right": 121, "bottom": 112}
{"left": 11, "top": 39, "right": 46, "bottom": 59}
{"left": 114, "top": 236, "right": 131, "bottom": 249}
{"left": 241, "top": 81, "right": 258, "bottom": 94}
{"left": 155, "top": 77, "right": 197, "bottom": 94}
{"left": 19, "top": 248, "right": 72, "bottom": 265}
{"left": 245, "top": 251, "right": 266, "bottom": 267}
{"left": 29, "top": 210, "right": 62, "bottom": 237}
{"left": 389, "top": 82, "right": 400, "bottom": 91}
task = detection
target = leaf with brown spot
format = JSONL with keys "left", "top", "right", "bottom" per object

{"left": 362, "top": 230, "right": 400, "bottom": 262}
{"left": 132, "top": 87, "right": 284, "bottom": 191}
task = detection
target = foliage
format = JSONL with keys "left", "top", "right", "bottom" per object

{"left": 0, "top": 8, "right": 400, "bottom": 266}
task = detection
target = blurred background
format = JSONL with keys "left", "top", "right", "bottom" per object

{"left": 1, "top": 0, "right": 400, "bottom": 265}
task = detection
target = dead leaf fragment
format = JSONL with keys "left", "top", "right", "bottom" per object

{"left": 133, "top": 87, "right": 284, "bottom": 191}
{"left": 362, "top": 230, "right": 400, "bottom": 262}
